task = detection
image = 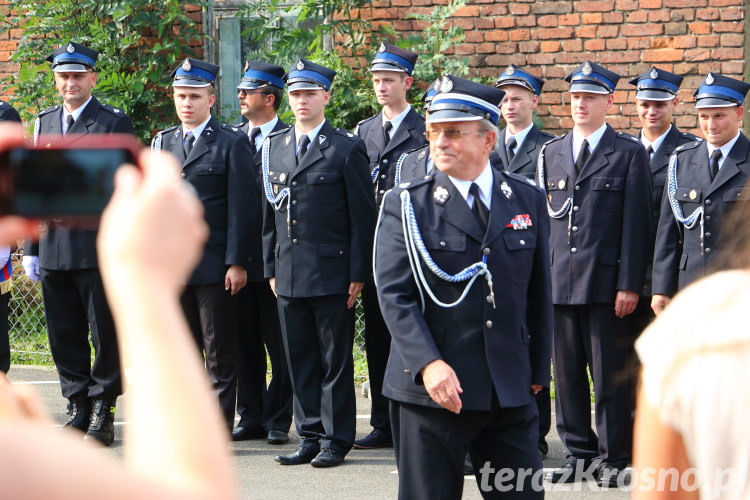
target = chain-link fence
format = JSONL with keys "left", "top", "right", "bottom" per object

{"left": 7, "top": 252, "right": 370, "bottom": 382}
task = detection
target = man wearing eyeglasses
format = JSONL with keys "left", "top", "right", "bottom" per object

{"left": 374, "top": 75, "right": 552, "bottom": 498}
{"left": 231, "top": 61, "right": 293, "bottom": 446}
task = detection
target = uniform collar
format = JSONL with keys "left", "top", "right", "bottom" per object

{"left": 640, "top": 124, "right": 672, "bottom": 156}
{"left": 295, "top": 118, "right": 326, "bottom": 151}
{"left": 707, "top": 130, "right": 741, "bottom": 171}
{"left": 248, "top": 115, "right": 279, "bottom": 149}
{"left": 507, "top": 122, "right": 533, "bottom": 148}
{"left": 62, "top": 95, "right": 93, "bottom": 124}
{"left": 183, "top": 115, "right": 212, "bottom": 140}
{"left": 448, "top": 160, "right": 494, "bottom": 210}
{"left": 382, "top": 104, "right": 411, "bottom": 138}
{"left": 572, "top": 122, "right": 607, "bottom": 158}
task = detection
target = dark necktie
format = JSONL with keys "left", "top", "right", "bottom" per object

{"left": 250, "top": 127, "right": 262, "bottom": 154}
{"left": 64, "top": 115, "right": 74, "bottom": 135}
{"left": 709, "top": 149, "right": 722, "bottom": 180}
{"left": 506, "top": 136, "right": 517, "bottom": 162}
{"left": 469, "top": 182, "right": 489, "bottom": 232}
{"left": 184, "top": 131, "right": 195, "bottom": 157}
{"left": 646, "top": 145, "right": 654, "bottom": 160}
{"left": 575, "top": 139, "right": 589, "bottom": 174}
{"left": 383, "top": 121, "right": 392, "bottom": 146}
{"left": 297, "top": 134, "right": 310, "bottom": 165}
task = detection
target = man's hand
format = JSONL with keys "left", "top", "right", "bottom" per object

{"left": 614, "top": 290, "right": 639, "bottom": 318}
{"left": 268, "top": 277, "right": 276, "bottom": 297}
{"left": 224, "top": 265, "right": 247, "bottom": 295}
{"left": 530, "top": 384, "right": 542, "bottom": 395}
{"left": 651, "top": 294, "right": 671, "bottom": 316}
{"left": 347, "top": 281, "right": 364, "bottom": 309}
{"left": 421, "top": 359, "right": 463, "bottom": 414}
{"left": 22, "top": 256, "right": 40, "bottom": 282}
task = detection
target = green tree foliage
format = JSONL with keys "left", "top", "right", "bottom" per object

{"left": 1, "top": 1, "right": 206, "bottom": 142}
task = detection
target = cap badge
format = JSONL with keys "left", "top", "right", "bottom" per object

{"left": 501, "top": 181, "right": 513, "bottom": 200}
{"left": 440, "top": 76, "right": 453, "bottom": 93}
{"left": 582, "top": 61, "right": 593, "bottom": 76}
{"left": 650, "top": 68, "right": 658, "bottom": 79}
{"left": 378, "top": 42, "right": 386, "bottom": 53}
{"left": 66, "top": 43, "right": 75, "bottom": 54}
{"left": 182, "top": 59, "right": 192, "bottom": 72}
{"left": 689, "top": 189, "right": 698, "bottom": 200}
{"left": 296, "top": 60, "right": 304, "bottom": 71}
{"left": 433, "top": 185, "right": 450, "bottom": 205}
{"left": 706, "top": 73, "right": 715, "bottom": 86}
{"left": 505, "top": 65, "right": 515, "bottom": 76}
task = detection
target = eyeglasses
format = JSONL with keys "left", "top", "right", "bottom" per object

{"left": 237, "top": 89, "right": 268, "bottom": 97}
{"left": 424, "top": 128, "right": 484, "bottom": 141}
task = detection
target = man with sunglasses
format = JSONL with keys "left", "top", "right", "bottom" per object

{"left": 231, "top": 61, "right": 293, "bottom": 446}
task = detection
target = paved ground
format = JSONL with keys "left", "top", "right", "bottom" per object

{"left": 7, "top": 365, "right": 630, "bottom": 499}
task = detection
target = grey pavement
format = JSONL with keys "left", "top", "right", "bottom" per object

{"left": 7, "top": 365, "right": 629, "bottom": 499}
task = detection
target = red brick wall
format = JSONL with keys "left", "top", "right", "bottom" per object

{"left": 0, "top": 0, "right": 20, "bottom": 102}
{"left": 364, "top": 0, "right": 746, "bottom": 136}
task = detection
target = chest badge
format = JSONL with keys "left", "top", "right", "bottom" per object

{"left": 558, "top": 179, "right": 566, "bottom": 190}
{"left": 506, "top": 214, "right": 533, "bottom": 230}
{"left": 418, "top": 150, "right": 426, "bottom": 160}
{"left": 433, "top": 185, "right": 450, "bottom": 205}
{"left": 689, "top": 189, "right": 698, "bottom": 200}
{"left": 318, "top": 134, "right": 326, "bottom": 146}
{"left": 501, "top": 181, "right": 513, "bottom": 200}
{"left": 285, "top": 135, "right": 291, "bottom": 147}
{"left": 279, "top": 172, "right": 287, "bottom": 183}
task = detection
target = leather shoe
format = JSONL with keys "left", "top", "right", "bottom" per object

{"left": 274, "top": 446, "right": 318, "bottom": 465}
{"left": 84, "top": 398, "right": 116, "bottom": 446}
{"left": 63, "top": 394, "right": 90, "bottom": 433}
{"left": 544, "top": 459, "right": 594, "bottom": 483}
{"left": 232, "top": 425, "right": 266, "bottom": 442}
{"left": 267, "top": 430, "right": 289, "bottom": 445}
{"left": 310, "top": 448, "right": 345, "bottom": 468}
{"left": 596, "top": 463, "right": 631, "bottom": 488}
{"left": 352, "top": 429, "right": 392, "bottom": 449}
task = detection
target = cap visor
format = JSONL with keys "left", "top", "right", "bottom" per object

{"left": 425, "top": 109, "right": 484, "bottom": 124}
{"left": 636, "top": 89, "right": 676, "bottom": 101}
{"left": 172, "top": 78, "right": 212, "bottom": 88}
{"left": 370, "top": 63, "right": 407, "bottom": 73}
{"left": 53, "top": 63, "right": 90, "bottom": 73}
{"left": 287, "top": 82, "right": 326, "bottom": 92}
{"left": 695, "top": 97, "right": 740, "bottom": 109}
{"left": 569, "top": 82, "right": 611, "bottom": 94}
{"left": 495, "top": 80, "right": 536, "bottom": 94}
{"left": 237, "top": 81, "right": 266, "bottom": 90}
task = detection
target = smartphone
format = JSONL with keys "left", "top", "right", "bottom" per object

{"left": 0, "top": 134, "right": 141, "bottom": 222}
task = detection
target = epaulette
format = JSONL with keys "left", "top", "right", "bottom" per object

{"left": 356, "top": 114, "right": 378, "bottom": 129}
{"left": 404, "top": 144, "right": 429, "bottom": 157}
{"left": 501, "top": 170, "right": 543, "bottom": 192}
{"left": 616, "top": 131, "right": 640, "bottom": 143}
{"left": 38, "top": 105, "right": 60, "bottom": 117}
{"left": 544, "top": 134, "right": 565, "bottom": 146}
{"left": 100, "top": 103, "right": 125, "bottom": 116}
{"left": 674, "top": 140, "right": 703, "bottom": 154}
{"left": 681, "top": 131, "right": 701, "bottom": 141}
{"left": 335, "top": 127, "right": 359, "bottom": 141}
{"left": 267, "top": 128, "right": 288, "bottom": 138}
{"left": 156, "top": 125, "right": 179, "bottom": 137}
{"left": 233, "top": 120, "right": 248, "bottom": 129}
{"left": 538, "top": 129, "right": 557, "bottom": 141}
{"left": 221, "top": 123, "right": 243, "bottom": 135}
{"left": 394, "top": 172, "right": 434, "bottom": 192}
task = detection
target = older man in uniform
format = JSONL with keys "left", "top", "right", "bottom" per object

{"left": 22, "top": 41, "right": 133, "bottom": 446}
{"left": 262, "top": 59, "right": 375, "bottom": 467}
{"left": 353, "top": 42, "right": 425, "bottom": 450}
{"left": 375, "top": 74, "right": 552, "bottom": 498}
{"left": 652, "top": 73, "right": 750, "bottom": 314}
{"left": 152, "top": 58, "right": 253, "bottom": 431}
{"left": 540, "top": 61, "right": 653, "bottom": 487}
{"left": 231, "top": 60, "right": 293, "bottom": 445}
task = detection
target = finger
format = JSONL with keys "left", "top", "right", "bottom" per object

{"left": 111, "top": 165, "right": 141, "bottom": 203}
{"left": 11, "top": 385, "right": 51, "bottom": 424}
{"left": 0, "top": 123, "right": 26, "bottom": 152}
{"left": 225, "top": 274, "right": 232, "bottom": 292}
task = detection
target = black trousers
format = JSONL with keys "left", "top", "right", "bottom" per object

{"left": 276, "top": 293, "right": 355, "bottom": 454}
{"left": 391, "top": 397, "right": 543, "bottom": 499}
{"left": 0, "top": 292, "right": 9, "bottom": 373}
{"left": 41, "top": 267, "right": 120, "bottom": 399}
{"left": 235, "top": 281, "right": 292, "bottom": 432}
{"left": 180, "top": 283, "right": 238, "bottom": 430}
{"left": 552, "top": 303, "right": 633, "bottom": 468}
{"left": 535, "top": 387, "right": 551, "bottom": 455}
{"left": 361, "top": 281, "right": 391, "bottom": 432}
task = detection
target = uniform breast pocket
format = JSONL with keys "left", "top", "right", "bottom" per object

{"left": 307, "top": 170, "right": 343, "bottom": 204}
{"left": 723, "top": 187, "right": 749, "bottom": 203}
{"left": 675, "top": 186, "right": 702, "bottom": 212}
{"left": 546, "top": 175, "right": 569, "bottom": 209}
{"left": 192, "top": 162, "right": 227, "bottom": 192}
{"left": 591, "top": 175, "right": 624, "bottom": 211}
{"left": 267, "top": 169, "right": 290, "bottom": 199}
{"left": 503, "top": 231, "right": 537, "bottom": 282}
{"left": 421, "top": 231, "right": 466, "bottom": 252}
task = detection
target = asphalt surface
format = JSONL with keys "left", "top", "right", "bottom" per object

{"left": 7, "top": 365, "right": 630, "bottom": 499}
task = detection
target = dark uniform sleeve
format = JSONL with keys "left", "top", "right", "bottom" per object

{"left": 262, "top": 171, "right": 277, "bottom": 280}
{"left": 651, "top": 178, "right": 682, "bottom": 297}
{"left": 111, "top": 113, "right": 134, "bottom": 135}
{"left": 343, "top": 138, "right": 377, "bottom": 282}
{"left": 374, "top": 189, "right": 441, "bottom": 382}
{"left": 0, "top": 104, "right": 22, "bottom": 123}
{"left": 225, "top": 134, "right": 254, "bottom": 268}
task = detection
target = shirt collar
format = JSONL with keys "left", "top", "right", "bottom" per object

{"left": 573, "top": 122, "right": 608, "bottom": 159}
{"left": 183, "top": 116, "right": 212, "bottom": 140}
{"left": 63, "top": 96, "right": 93, "bottom": 123}
{"left": 295, "top": 118, "right": 326, "bottom": 150}
{"left": 382, "top": 105, "right": 411, "bottom": 138}
{"left": 506, "top": 123, "right": 534, "bottom": 149}
{"left": 640, "top": 124, "right": 672, "bottom": 155}
{"left": 448, "top": 161, "right": 494, "bottom": 210}
{"left": 248, "top": 115, "right": 279, "bottom": 149}
{"left": 707, "top": 131, "right": 741, "bottom": 170}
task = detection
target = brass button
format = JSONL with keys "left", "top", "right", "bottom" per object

{"left": 573, "top": 205, "right": 580, "bottom": 212}
{"left": 381, "top": 174, "right": 386, "bottom": 179}
{"left": 292, "top": 219, "right": 298, "bottom": 225}
{"left": 292, "top": 200, "right": 298, "bottom": 205}
{"left": 705, "top": 247, "right": 712, "bottom": 254}
{"left": 520, "top": 239, "right": 526, "bottom": 246}
{"left": 574, "top": 185, "right": 580, "bottom": 191}
{"left": 706, "top": 215, "right": 712, "bottom": 222}
{"left": 705, "top": 232, "right": 711, "bottom": 238}
{"left": 292, "top": 181, "right": 297, "bottom": 187}
{"left": 571, "top": 247, "right": 578, "bottom": 254}
{"left": 486, "top": 295, "right": 493, "bottom": 303}
{"left": 572, "top": 226, "right": 579, "bottom": 232}
{"left": 383, "top": 158, "right": 389, "bottom": 164}
{"left": 292, "top": 238, "right": 298, "bottom": 244}
{"left": 705, "top": 199, "right": 712, "bottom": 205}
{"left": 485, "top": 320, "right": 493, "bottom": 328}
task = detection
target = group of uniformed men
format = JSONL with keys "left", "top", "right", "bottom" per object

{"left": 2, "top": 37, "right": 749, "bottom": 497}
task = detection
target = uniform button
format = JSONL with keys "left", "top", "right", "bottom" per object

{"left": 682, "top": 193, "right": 687, "bottom": 198}
{"left": 486, "top": 295, "right": 493, "bottom": 303}
{"left": 482, "top": 247, "right": 491, "bottom": 256}
{"left": 292, "top": 181, "right": 297, "bottom": 187}
{"left": 574, "top": 185, "right": 580, "bottom": 191}
{"left": 573, "top": 205, "right": 580, "bottom": 212}
{"left": 605, "top": 183, "right": 610, "bottom": 189}
{"left": 292, "top": 200, "right": 298, "bottom": 205}
{"left": 339, "top": 250, "right": 344, "bottom": 255}
{"left": 380, "top": 174, "right": 386, "bottom": 179}
{"left": 485, "top": 320, "right": 493, "bottom": 328}
{"left": 572, "top": 225, "right": 579, "bottom": 232}
{"left": 705, "top": 232, "right": 711, "bottom": 238}
{"left": 292, "top": 238, "right": 298, "bottom": 244}
{"left": 424, "top": 175, "right": 430, "bottom": 180}
{"left": 520, "top": 239, "right": 526, "bottom": 246}
{"left": 292, "top": 219, "right": 298, "bottom": 225}
{"left": 571, "top": 247, "right": 578, "bottom": 254}
{"left": 181, "top": 172, "right": 186, "bottom": 178}
{"left": 705, "top": 215, "right": 712, "bottom": 222}
{"left": 705, "top": 247, "right": 712, "bottom": 254}
{"left": 208, "top": 168, "right": 214, "bottom": 173}
{"left": 705, "top": 198, "right": 712, "bottom": 205}
{"left": 383, "top": 158, "right": 389, "bottom": 164}
{"left": 379, "top": 189, "right": 385, "bottom": 194}
{"left": 403, "top": 369, "right": 411, "bottom": 374}
{"left": 319, "top": 176, "right": 325, "bottom": 180}
{"left": 439, "top": 241, "right": 446, "bottom": 247}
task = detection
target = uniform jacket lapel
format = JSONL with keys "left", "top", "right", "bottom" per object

{"left": 166, "top": 126, "right": 186, "bottom": 164}
{"left": 650, "top": 126, "right": 681, "bottom": 174}
{"left": 575, "top": 125, "right": 616, "bottom": 184}
{"left": 553, "top": 132, "right": 578, "bottom": 182}
{"left": 497, "top": 129, "right": 510, "bottom": 169}
{"left": 433, "top": 172, "right": 485, "bottom": 243}
{"left": 708, "top": 133, "right": 750, "bottom": 195}
{"left": 292, "top": 120, "right": 332, "bottom": 178}
{"left": 509, "top": 126, "right": 538, "bottom": 175}
{"left": 65, "top": 96, "right": 100, "bottom": 138}
{"left": 384, "top": 107, "right": 420, "bottom": 157}
{"left": 484, "top": 172, "right": 517, "bottom": 246}
{"left": 368, "top": 111, "right": 387, "bottom": 154}
{"left": 183, "top": 117, "right": 217, "bottom": 168}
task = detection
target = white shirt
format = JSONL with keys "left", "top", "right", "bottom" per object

{"left": 62, "top": 96, "right": 93, "bottom": 134}
{"left": 640, "top": 124, "right": 673, "bottom": 161}
{"left": 506, "top": 123, "right": 534, "bottom": 155}
{"left": 247, "top": 115, "right": 279, "bottom": 151}
{"left": 707, "top": 131, "right": 741, "bottom": 171}
{"left": 183, "top": 116, "right": 212, "bottom": 141}
{"left": 572, "top": 122, "right": 608, "bottom": 161}
{"left": 448, "top": 161, "right": 493, "bottom": 210}
{"left": 295, "top": 118, "right": 326, "bottom": 155}
{"left": 382, "top": 105, "right": 411, "bottom": 140}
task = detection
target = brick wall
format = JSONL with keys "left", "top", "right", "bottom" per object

{"left": 364, "top": 0, "right": 746, "bottom": 136}
{"left": 0, "top": 0, "right": 20, "bottom": 102}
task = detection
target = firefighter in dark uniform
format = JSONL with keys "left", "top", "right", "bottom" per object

{"left": 262, "top": 59, "right": 376, "bottom": 467}
{"left": 152, "top": 58, "right": 254, "bottom": 431}
{"left": 540, "top": 62, "right": 653, "bottom": 487}
{"left": 652, "top": 73, "right": 750, "bottom": 314}
{"left": 22, "top": 41, "right": 133, "bottom": 446}
{"left": 374, "top": 75, "right": 552, "bottom": 499}
{"left": 0, "top": 101, "right": 21, "bottom": 375}
{"left": 493, "top": 64, "right": 555, "bottom": 182}
{"left": 353, "top": 42, "right": 425, "bottom": 450}
{"left": 392, "top": 79, "right": 440, "bottom": 186}
{"left": 231, "top": 60, "right": 293, "bottom": 445}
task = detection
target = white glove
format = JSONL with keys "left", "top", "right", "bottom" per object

{"left": 22, "top": 255, "right": 40, "bottom": 282}
{"left": 0, "top": 246, "right": 10, "bottom": 265}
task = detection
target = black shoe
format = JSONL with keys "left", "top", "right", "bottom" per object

{"left": 596, "top": 464, "right": 631, "bottom": 488}
{"left": 274, "top": 446, "right": 318, "bottom": 465}
{"left": 62, "top": 394, "right": 90, "bottom": 433}
{"left": 232, "top": 425, "right": 266, "bottom": 441}
{"left": 352, "top": 429, "right": 392, "bottom": 449}
{"left": 463, "top": 455, "right": 474, "bottom": 475}
{"left": 545, "top": 459, "right": 595, "bottom": 483}
{"left": 311, "top": 448, "right": 345, "bottom": 468}
{"left": 84, "top": 398, "right": 116, "bottom": 446}
{"left": 267, "top": 430, "right": 289, "bottom": 445}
